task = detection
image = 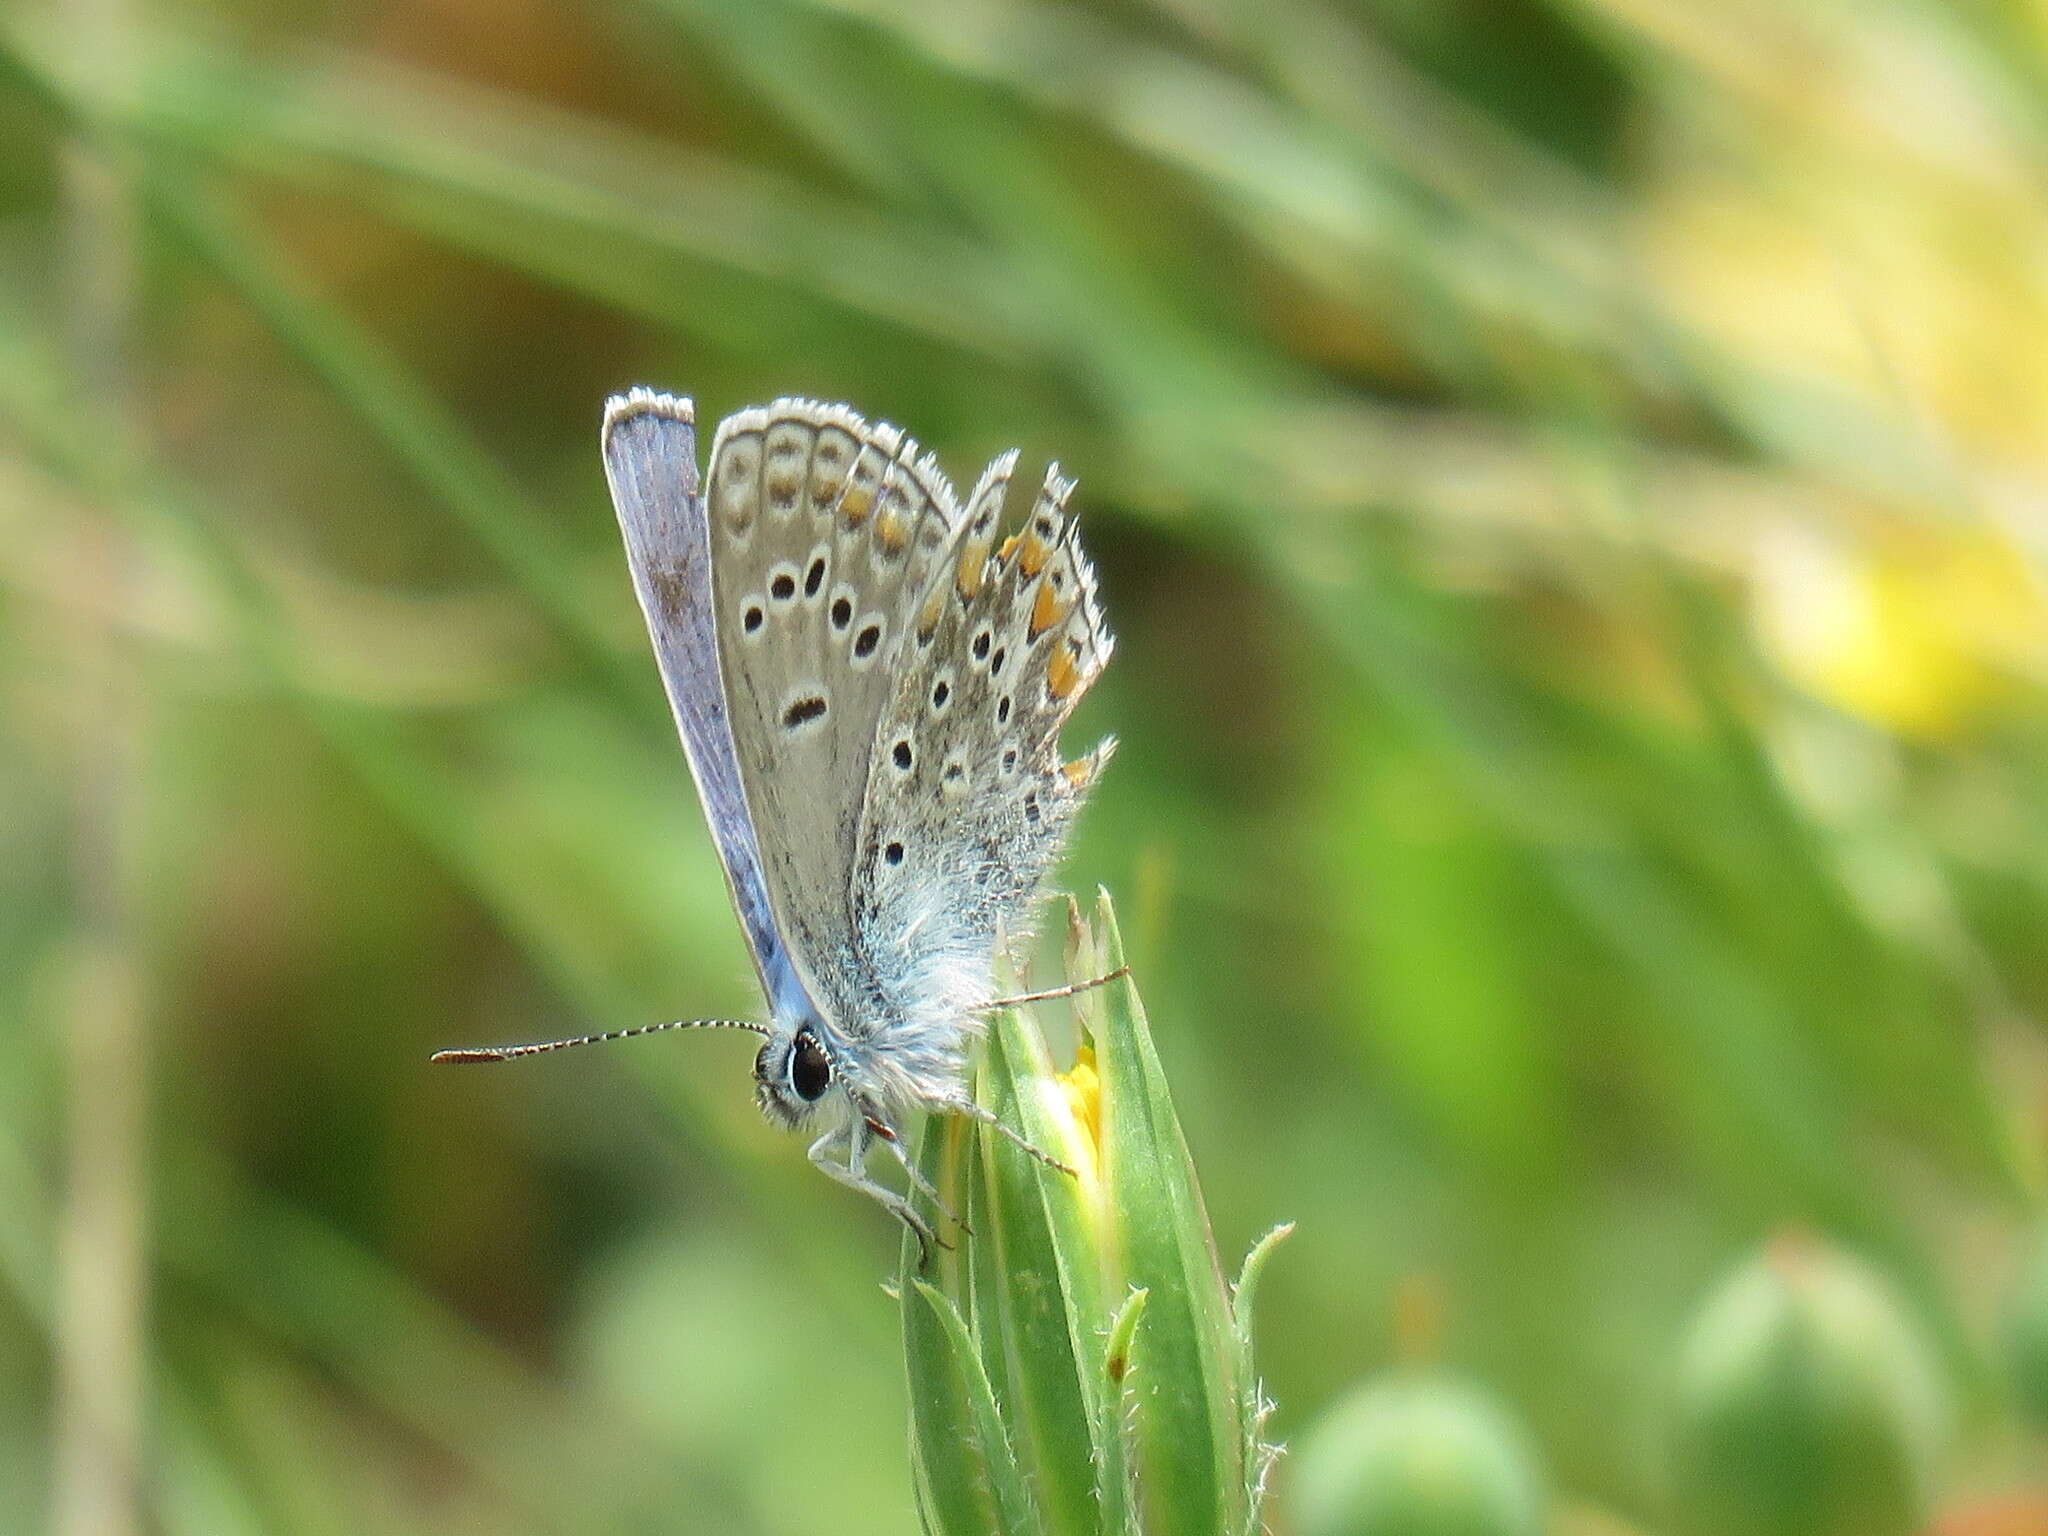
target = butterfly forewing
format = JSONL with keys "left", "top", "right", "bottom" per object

{"left": 599, "top": 391, "right": 802, "bottom": 1012}
{"left": 701, "top": 400, "right": 965, "bottom": 1030}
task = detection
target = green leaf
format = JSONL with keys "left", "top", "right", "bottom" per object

{"left": 1230, "top": 1223, "right": 1292, "bottom": 1513}
{"left": 1090, "top": 889, "right": 1248, "bottom": 1536}
{"left": 1231, "top": 1223, "right": 1294, "bottom": 1351}
{"left": 904, "top": 1120, "right": 1005, "bottom": 1536}
{"left": 971, "top": 1007, "right": 1114, "bottom": 1536}
{"left": 1099, "top": 1285, "right": 1151, "bottom": 1536}
{"left": 908, "top": 1280, "right": 1043, "bottom": 1536}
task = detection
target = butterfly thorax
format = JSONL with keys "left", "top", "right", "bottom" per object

{"left": 750, "top": 1001, "right": 976, "bottom": 1130}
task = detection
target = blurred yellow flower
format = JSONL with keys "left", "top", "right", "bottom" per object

{"left": 1753, "top": 520, "right": 2044, "bottom": 739}
{"left": 1632, "top": 1, "right": 2048, "bottom": 462}
{"left": 1626, "top": 5, "right": 2048, "bottom": 738}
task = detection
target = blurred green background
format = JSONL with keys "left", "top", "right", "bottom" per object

{"left": 6, "top": 0, "right": 2048, "bottom": 1531}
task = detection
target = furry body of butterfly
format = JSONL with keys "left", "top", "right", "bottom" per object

{"left": 579, "top": 389, "right": 1111, "bottom": 1256}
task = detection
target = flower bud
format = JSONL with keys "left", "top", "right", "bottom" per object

{"left": 1288, "top": 1369, "right": 1546, "bottom": 1536}
{"left": 902, "top": 891, "right": 1286, "bottom": 1536}
{"left": 2003, "top": 1221, "right": 2048, "bottom": 1425}
{"left": 1668, "top": 1235, "right": 1949, "bottom": 1536}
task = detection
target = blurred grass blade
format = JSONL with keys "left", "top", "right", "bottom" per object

{"left": 139, "top": 171, "right": 637, "bottom": 695}
{"left": 0, "top": 24, "right": 645, "bottom": 704}
{"left": 98, "top": 29, "right": 1034, "bottom": 357}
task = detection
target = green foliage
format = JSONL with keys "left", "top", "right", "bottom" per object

{"left": 2, "top": 0, "right": 2047, "bottom": 1531}
{"left": 903, "top": 893, "right": 1282, "bottom": 1536}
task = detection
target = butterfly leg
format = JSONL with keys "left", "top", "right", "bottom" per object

{"left": 942, "top": 1097, "right": 1078, "bottom": 1178}
{"left": 865, "top": 1116, "right": 972, "bottom": 1237}
{"left": 808, "top": 1121, "right": 946, "bottom": 1267}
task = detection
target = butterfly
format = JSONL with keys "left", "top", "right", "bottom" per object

{"left": 437, "top": 391, "right": 1116, "bottom": 1258}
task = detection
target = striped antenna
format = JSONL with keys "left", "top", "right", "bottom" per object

{"left": 431, "top": 1017, "right": 769, "bottom": 1064}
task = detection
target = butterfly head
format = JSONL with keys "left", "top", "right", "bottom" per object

{"left": 754, "top": 1025, "right": 837, "bottom": 1127}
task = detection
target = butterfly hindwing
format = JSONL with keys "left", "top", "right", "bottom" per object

{"left": 850, "top": 460, "right": 1115, "bottom": 1057}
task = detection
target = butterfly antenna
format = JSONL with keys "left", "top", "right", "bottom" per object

{"left": 431, "top": 1018, "right": 769, "bottom": 1064}
{"left": 977, "top": 965, "right": 1131, "bottom": 1012}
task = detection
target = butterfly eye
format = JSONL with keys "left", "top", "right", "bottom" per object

{"left": 788, "top": 1030, "right": 832, "bottom": 1102}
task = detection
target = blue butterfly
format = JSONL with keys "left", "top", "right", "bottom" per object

{"left": 439, "top": 392, "right": 1116, "bottom": 1257}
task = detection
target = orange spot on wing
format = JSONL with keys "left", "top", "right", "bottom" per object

{"left": 876, "top": 508, "right": 908, "bottom": 552}
{"left": 1047, "top": 644, "right": 1079, "bottom": 700}
{"left": 956, "top": 543, "right": 987, "bottom": 599}
{"left": 839, "top": 485, "right": 874, "bottom": 526}
{"left": 1029, "top": 579, "right": 1066, "bottom": 639}
{"left": 1017, "top": 535, "right": 1049, "bottom": 578}
{"left": 1062, "top": 757, "right": 1093, "bottom": 787}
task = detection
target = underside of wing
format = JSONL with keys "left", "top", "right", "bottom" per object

{"left": 849, "top": 458, "right": 1115, "bottom": 1054}
{"left": 702, "top": 400, "right": 966, "bottom": 1027}
{"left": 600, "top": 390, "right": 810, "bottom": 1019}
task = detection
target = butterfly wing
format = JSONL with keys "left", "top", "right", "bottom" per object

{"left": 849, "top": 459, "right": 1115, "bottom": 1075}
{"left": 697, "top": 399, "right": 966, "bottom": 1028}
{"left": 601, "top": 390, "right": 820, "bottom": 1018}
